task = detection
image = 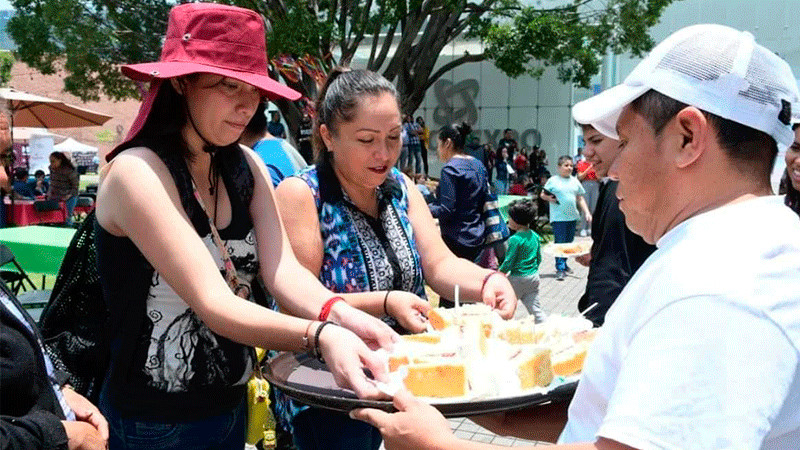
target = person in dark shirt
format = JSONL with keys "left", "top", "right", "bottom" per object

{"left": 574, "top": 122, "right": 656, "bottom": 326}
{"left": 267, "top": 110, "right": 286, "bottom": 138}
{"left": 497, "top": 128, "right": 518, "bottom": 156}
{"left": 296, "top": 113, "right": 314, "bottom": 164}
{"left": 429, "top": 122, "right": 489, "bottom": 264}
{"left": 12, "top": 168, "right": 36, "bottom": 199}
{"left": 1, "top": 281, "right": 108, "bottom": 450}
{"left": 32, "top": 170, "right": 49, "bottom": 196}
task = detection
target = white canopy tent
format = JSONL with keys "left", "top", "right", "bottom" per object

{"left": 54, "top": 137, "right": 98, "bottom": 154}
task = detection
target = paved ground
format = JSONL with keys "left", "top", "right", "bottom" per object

{"left": 450, "top": 236, "right": 591, "bottom": 447}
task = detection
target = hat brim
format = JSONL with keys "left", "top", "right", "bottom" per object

{"left": 572, "top": 83, "right": 649, "bottom": 140}
{"left": 122, "top": 61, "right": 301, "bottom": 101}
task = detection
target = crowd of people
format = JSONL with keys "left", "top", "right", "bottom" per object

{"left": 2, "top": 4, "right": 800, "bottom": 450}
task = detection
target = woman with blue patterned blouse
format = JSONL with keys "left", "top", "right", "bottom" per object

{"left": 276, "top": 68, "right": 518, "bottom": 450}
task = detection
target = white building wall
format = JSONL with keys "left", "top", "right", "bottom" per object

{"left": 366, "top": 0, "right": 800, "bottom": 178}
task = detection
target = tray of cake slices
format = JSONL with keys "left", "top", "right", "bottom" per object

{"left": 263, "top": 304, "right": 596, "bottom": 417}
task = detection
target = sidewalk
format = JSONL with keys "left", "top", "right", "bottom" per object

{"left": 452, "top": 236, "right": 590, "bottom": 447}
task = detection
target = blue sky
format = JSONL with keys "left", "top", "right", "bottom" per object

{"left": 0, "top": 1, "right": 10, "bottom": 10}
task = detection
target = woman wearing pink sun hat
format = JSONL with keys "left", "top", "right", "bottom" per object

{"left": 95, "top": 3, "right": 397, "bottom": 448}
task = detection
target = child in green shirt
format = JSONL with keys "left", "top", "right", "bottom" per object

{"left": 498, "top": 199, "right": 545, "bottom": 322}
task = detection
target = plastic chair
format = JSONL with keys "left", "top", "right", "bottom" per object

{"left": 17, "top": 289, "right": 52, "bottom": 323}
{"left": 0, "top": 244, "right": 39, "bottom": 294}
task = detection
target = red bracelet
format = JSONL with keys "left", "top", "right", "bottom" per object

{"left": 481, "top": 271, "right": 504, "bottom": 293}
{"left": 318, "top": 296, "right": 345, "bottom": 321}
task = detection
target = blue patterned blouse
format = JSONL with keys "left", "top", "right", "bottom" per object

{"left": 273, "top": 162, "right": 427, "bottom": 431}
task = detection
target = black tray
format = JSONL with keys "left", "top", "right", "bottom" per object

{"left": 263, "top": 352, "right": 578, "bottom": 418}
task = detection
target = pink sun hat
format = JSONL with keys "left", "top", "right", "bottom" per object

{"left": 115, "top": 3, "right": 299, "bottom": 154}
{"left": 122, "top": 2, "right": 299, "bottom": 101}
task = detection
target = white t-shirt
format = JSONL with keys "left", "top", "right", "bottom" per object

{"left": 560, "top": 195, "right": 800, "bottom": 449}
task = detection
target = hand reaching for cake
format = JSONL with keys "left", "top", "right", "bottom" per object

{"left": 329, "top": 300, "right": 400, "bottom": 350}
{"left": 481, "top": 272, "right": 517, "bottom": 319}
{"left": 385, "top": 291, "right": 431, "bottom": 333}
{"left": 317, "top": 323, "right": 390, "bottom": 399}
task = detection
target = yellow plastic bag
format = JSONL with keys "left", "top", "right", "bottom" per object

{"left": 246, "top": 348, "right": 277, "bottom": 447}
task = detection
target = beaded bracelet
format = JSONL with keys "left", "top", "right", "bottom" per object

{"left": 318, "top": 296, "right": 345, "bottom": 321}
{"left": 481, "top": 271, "right": 504, "bottom": 293}
{"left": 383, "top": 291, "right": 391, "bottom": 317}
{"left": 313, "top": 321, "right": 336, "bottom": 362}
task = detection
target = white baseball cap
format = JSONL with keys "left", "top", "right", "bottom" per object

{"left": 573, "top": 24, "right": 800, "bottom": 147}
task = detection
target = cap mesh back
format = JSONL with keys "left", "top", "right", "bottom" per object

{"left": 655, "top": 31, "right": 736, "bottom": 82}
{"left": 741, "top": 50, "right": 791, "bottom": 108}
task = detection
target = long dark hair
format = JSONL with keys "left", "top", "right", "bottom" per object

{"left": 313, "top": 67, "right": 399, "bottom": 166}
{"left": 438, "top": 122, "right": 471, "bottom": 153}
{"left": 49, "top": 151, "right": 75, "bottom": 171}
{"left": 110, "top": 76, "right": 239, "bottom": 163}
{"left": 782, "top": 123, "right": 800, "bottom": 216}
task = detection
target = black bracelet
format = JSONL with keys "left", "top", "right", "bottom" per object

{"left": 383, "top": 290, "right": 391, "bottom": 317}
{"left": 313, "top": 320, "right": 336, "bottom": 363}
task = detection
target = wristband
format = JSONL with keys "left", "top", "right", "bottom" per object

{"left": 313, "top": 321, "right": 336, "bottom": 362}
{"left": 302, "top": 320, "right": 316, "bottom": 351}
{"left": 318, "top": 296, "right": 345, "bottom": 321}
{"left": 383, "top": 291, "right": 391, "bottom": 317}
{"left": 481, "top": 271, "right": 504, "bottom": 293}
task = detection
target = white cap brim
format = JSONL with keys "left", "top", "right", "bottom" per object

{"left": 572, "top": 83, "right": 649, "bottom": 140}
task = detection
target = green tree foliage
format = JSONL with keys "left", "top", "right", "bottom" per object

{"left": 0, "top": 51, "right": 13, "bottom": 86}
{"left": 8, "top": 0, "right": 675, "bottom": 133}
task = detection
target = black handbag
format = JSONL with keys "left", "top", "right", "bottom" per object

{"left": 38, "top": 210, "right": 109, "bottom": 403}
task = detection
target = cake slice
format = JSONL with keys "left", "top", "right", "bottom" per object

{"left": 402, "top": 360, "right": 467, "bottom": 398}
{"left": 512, "top": 347, "right": 553, "bottom": 389}
{"left": 551, "top": 343, "right": 588, "bottom": 377}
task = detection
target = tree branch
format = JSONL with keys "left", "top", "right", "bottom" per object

{"left": 425, "top": 52, "right": 485, "bottom": 91}
{"left": 373, "top": 20, "right": 397, "bottom": 71}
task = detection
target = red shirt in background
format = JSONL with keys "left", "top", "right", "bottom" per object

{"left": 508, "top": 183, "right": 527, "bottom": 195}
{"left": 514, "top": 153, "right": 528, "bottom": 173}
{"left": 575, "top": 160, "right": 597, "bottom": 181}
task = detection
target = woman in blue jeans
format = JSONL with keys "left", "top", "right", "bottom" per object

{"left": 541, "top": 155, "right": 592, "bottom": 280}
{"left": 94, "top": 4, "right": 397, "bottom": 449}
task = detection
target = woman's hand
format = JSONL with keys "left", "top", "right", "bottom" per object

{"left": 61, "top": 421, "right": 107, "bottom": 450}
{"left": 385, "top": 291, "right": 431, "bottom": 333}
{"left": 351, "top": 389, "right": 457, "bottom": 450}
{"left": 482, "top": 273, "right": 516, "bottom": 319}
{"left": 329, "top": 301, "right": 399, "bottom": 350}
{"left": 62, "top": 387, "right": 108, "bottom": 442}
{"left": 317, "top": 324, "right": 388, "bottom": 399}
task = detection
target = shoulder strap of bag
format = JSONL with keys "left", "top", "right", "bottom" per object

{"left": 189, "top": 177, "right": 251, "bottom": 300}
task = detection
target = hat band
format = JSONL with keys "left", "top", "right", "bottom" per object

{"left": 162, "top": 37, "right": 268, "bottom": 75}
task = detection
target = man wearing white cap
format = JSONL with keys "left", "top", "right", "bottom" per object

{"left": 352, "top": 24, "right": 800, "bottom": 450}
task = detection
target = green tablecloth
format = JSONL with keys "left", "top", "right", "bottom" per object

{"left": 0, "top": 226, "right": 76, "bottom": 276}
{"left": 497, "top": 194, "right": 528, "bottom": 221}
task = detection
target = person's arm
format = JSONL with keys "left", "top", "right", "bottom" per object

{"left": 351, "top": 390, "right": 629, "bottom": 450}
{"left": 96, "top": 148, "right": 386, "bottom": 397}
{"left": 403, "top": 174, "right": 516, "bottom": 319}
{"left": 577, "top": 195, "right": 592, "bottom": 225}
{"left": 428, "top": 165, "right": 457, "bottom": 219}
{"left": 540, "top": 179, "right": 557, "bottom": 203}
{"left": 274, "top": 174, "right": 429, "bottom": 332}
{"left": 576, "top": 163, "right": 594, "bottom": 181}
{"left": 0, "top": 411, "right": 72, "bottom": 450}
